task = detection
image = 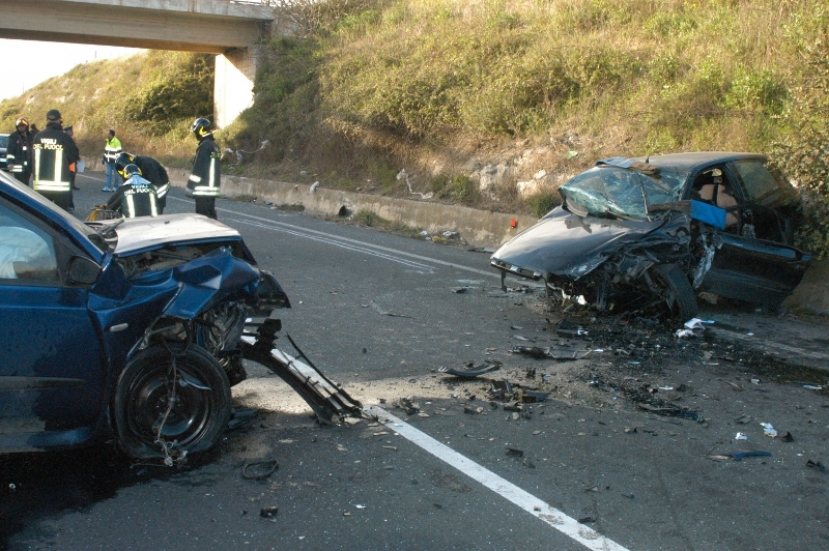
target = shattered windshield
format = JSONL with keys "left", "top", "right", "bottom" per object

{"left": 560, "top": 166, "right": 685, "bottom": 219}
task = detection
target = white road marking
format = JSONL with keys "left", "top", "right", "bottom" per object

{"left": 167, "top": 196, "right": 500, "bottom": 278}
{"left": 230, "top": 218, "right": 436, "bottom": 272}
{"left": 365, "top": 406, "right": 632, "bottom": 551}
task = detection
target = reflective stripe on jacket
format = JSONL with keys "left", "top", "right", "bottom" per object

{"left": 104, "top": 136, "right": 123, "bottom": 162}
{"left": 33, "top": 123, "right": 77, "bottom": 194}
{"left": 186, "top": 135, "right": 220, "bottom": 197}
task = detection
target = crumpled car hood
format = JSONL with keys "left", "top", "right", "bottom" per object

{"left": 112, "top": 214, "right": 241, "bottom": 256}
{"left": 491, "top": 207, "right": 664, "bottom": 279}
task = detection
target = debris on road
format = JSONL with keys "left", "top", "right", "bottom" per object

{"left": 512, "top": 345, "right": 593, "bottom": 360}
{"left": 438, "top": 361, "right": 502, "bottom": 378}
{"left": 242, "top": 459, "right": 279, "bottom": 481}
{"left": 260, "top": 506, "right": 279, "bottom": 519}
{"left": 708, "top": 451, "right": 771, "bottom": 461}
{"left": 806, "top": 460, "right": 827, "bottom": 473}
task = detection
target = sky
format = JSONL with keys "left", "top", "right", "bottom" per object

{"left": 0, "top": 40, "right": 143, "bottom": 101}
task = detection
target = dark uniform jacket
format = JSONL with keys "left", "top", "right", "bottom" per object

{"left": 186, "top": 135, "right": 220, "bottom": 197}
{"left": 107, "top": 175, "right": 159, "bottom": 218}
{"left": 133, "top": 155, "right": 170, "bottom": 212}
{"left": 6, "top": 129, "right": 34, "bottom": 177}
{"left": 32, "top": 122, "right": 79, "bottom": 209}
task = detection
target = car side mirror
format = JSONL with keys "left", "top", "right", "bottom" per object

{"left": 67, "top": 256, "right": 101, "bottom": 285}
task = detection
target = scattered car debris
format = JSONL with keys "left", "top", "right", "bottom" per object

{"left": 242, "top": 459, "right": 279, "bottom": 481}
{"left": 260, "top": 506, "right": 279, "bottom": 519}
{"left": 806, "top": 460, "right": 827, "bottom": 473}
{"left": 762, "top": 423, "right": 778, "bottom": 438}
{"left": 578, "top": 516, "right": 597, "bottom": 524}
{"left": 708, "top": 451, "right": 771, "bottom": 461}
{"left": 675, "top": 318, "right": 711, "bottom": 338}
{"left": 438, "top": 361, "right": 502, "bottom": 378}
{"left": 506, "top": 448, "right": 524, "bottom": 458}
{"left": 512, "top": 345, "right": 593, "bottom": 360}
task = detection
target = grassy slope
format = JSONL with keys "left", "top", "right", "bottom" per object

{"left": 3, "top": 1, "right": 828, "bottom": 252}
{"left": 0, "top": 51, "right": 213, "bottom": 167}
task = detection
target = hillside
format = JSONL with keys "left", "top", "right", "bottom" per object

{"left": 0, "top": 51, "right": 213, "bottom": 167}
{"left": 2, "top": 0, "right": 828, "bottom": 255}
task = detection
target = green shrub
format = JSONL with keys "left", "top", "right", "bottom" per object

{"left": 528, "top": 192, "right": 561, "bottom": 218}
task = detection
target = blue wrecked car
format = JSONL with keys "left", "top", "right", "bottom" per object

{"left": 0, "top": 171, "right": 359, "bottom": 463}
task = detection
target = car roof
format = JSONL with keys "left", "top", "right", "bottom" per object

{"left": 623, "top": 152, "right": 768, "bottom": 173}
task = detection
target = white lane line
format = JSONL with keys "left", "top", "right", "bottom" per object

{"left": 366, "top": 406, "right": 632, "bottom": 551}
{"left": 167, "top": 196, "right": 499, "bottom": 278}
{"left": 232, "top": 218, "right": 435, "bottom": 272}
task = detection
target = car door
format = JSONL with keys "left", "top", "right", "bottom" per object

{"left": 693, "top": 160, "right": 810, "bottom": 307}
{"left": 0, "top": 197, "right": 107, "bottom": 452}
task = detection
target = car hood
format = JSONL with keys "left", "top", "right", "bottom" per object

{"left": 112, "top": 214, "right": 242, "bottom": 256}
{"left": 491, "top": 207, "right": 666, "bottom": 279}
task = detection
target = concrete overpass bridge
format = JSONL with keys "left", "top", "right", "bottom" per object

{"left": 0, "top": 0, "right": 274, "bottom": 128}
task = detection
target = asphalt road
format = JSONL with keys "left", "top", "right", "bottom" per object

{"left": 2, "top": 172, "right": 828, "bottom": 551}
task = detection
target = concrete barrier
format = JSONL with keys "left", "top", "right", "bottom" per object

{"left": 168, "top": 170, "right": 539, "bottom": 249}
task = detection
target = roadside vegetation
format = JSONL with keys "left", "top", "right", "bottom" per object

{"left": 1, "top": 0, "right": 828, "bottom": 255}
{"left": 0, "top": 51, "right": 213, "bottom": 168}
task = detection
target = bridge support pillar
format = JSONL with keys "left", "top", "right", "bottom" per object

{"left": 214, "top": 46, "right": 260, "bottom": 129}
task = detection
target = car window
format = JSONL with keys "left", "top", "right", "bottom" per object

{"left": 731, "top": 159, "right": 779, "bottom": 201}
{"left": 0, "top": 202, "right": 59, "bottom": 282}
{"left": 561, "top": 166, "right": 685, "bottom": 219}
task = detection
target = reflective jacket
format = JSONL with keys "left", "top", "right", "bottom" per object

{"left": 104, "top": 136, "right": 122, "bottom": 163}
{"left": 6, "top": 129, "right": 33, "bottom": 174}
{"left": 33, "top": 122, "right": 79, "bottom": 196}
{"left": 133, "top": 155, "right": 170, "bottom": 210}
{"left": 186, "top": 135, "right": 220, "bottom": 197}
{"left": 107, "top": 175, "right": 158, "bottom": 218}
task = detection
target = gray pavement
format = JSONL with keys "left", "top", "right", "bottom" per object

{"left": 2, "top": 172, "right": 828, "bottom": 551}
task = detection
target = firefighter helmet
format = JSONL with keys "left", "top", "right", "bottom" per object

{"left": 122, "top": 164, "right": 142, "bottom": 179}
{"left": 190, "top": 118, "right": 212, "bottom": 139}
{"left": 15, "top": 117, "right": 29, "bottom": 128}
{"left": 46, "top": 109, "right": 62, "bottom": 121}
{"left": 115, "top": 152, "right": 136, "bottom": 176}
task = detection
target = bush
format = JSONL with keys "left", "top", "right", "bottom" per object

{"left": 528, "top": 192, "right": 561, "bottom": 218}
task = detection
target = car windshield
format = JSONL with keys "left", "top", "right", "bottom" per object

{"left": 560, "top": 166, "right": 686, "bottom": 219}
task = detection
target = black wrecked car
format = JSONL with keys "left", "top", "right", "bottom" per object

{"left": 491, "top": 152, "right": 811, "bottom": 319}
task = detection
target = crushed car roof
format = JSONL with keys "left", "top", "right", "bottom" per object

{"left": 113, "top": 213, "right": 242, "bottom": 254}
{"left": 618, "top": 152, "right": 767, "bottom": 173}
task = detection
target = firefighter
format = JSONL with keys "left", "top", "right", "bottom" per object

{"left": 106, "top": 164, "right": 158, "bottom": 218}
{"left": 6, "top": 117, "right": 34, "bottom": 185}
{"left": 115, "top": 152, "right": 170, "bottom": 214}
{"left": 186, "top": 118, "right": 220, "bottom": 219}
{"left": 32, "top": 109, "right": 78, "bottom": 211}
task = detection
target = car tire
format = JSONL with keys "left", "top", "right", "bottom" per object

{"left": 113, "top": 344, "right": 231, "bottom": 461}
{"left": 653, "top": 263, "right": 698, "bottom": 321}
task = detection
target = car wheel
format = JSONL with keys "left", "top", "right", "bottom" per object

{"left": 113, "top": 344, "right": 231, "bottom": 461}
{"left": 653, "top": 263, "right": 698, "bottom": 321}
